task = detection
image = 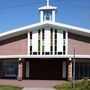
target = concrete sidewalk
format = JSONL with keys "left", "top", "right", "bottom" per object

{"left": 0, "top": 79, "right": 67, "bottom": 88}
{"left": 23, "top": 88, "right": 56, "bottom": 90}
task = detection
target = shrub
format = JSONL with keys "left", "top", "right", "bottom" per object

{"left": 54, "top": 79, "right": 90, "bottom": 90}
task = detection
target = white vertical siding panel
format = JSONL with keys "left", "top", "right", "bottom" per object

{"left": 53, "top": 29, "right": 55, "bottom": 55}
{"left": 57, "top": 30, "right": 63, "bottom": 52}
{"left": 32, "top": 30, "right": 38, "bottom": 52}
{"left": 27, "top": 32, "right": 30, "bottom": 55}
{"left": 40, "top": 30, "right": 42, "bottom": 55}
{"left": 45, "top": 29, "right": 50, "bottom": 52}
{"left": 66, "top": 31, "right": 68, "bottom": 55}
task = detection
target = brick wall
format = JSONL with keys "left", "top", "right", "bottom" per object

{"left": 0, "top": 34, "right": 27, "bottom": 55}
{"left": 68, "top": 33, "right": 90, "bottom": 55}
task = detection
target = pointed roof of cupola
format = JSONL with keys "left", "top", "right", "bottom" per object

{"left": 38, "top": 0, "right": 57, "bottom": 10}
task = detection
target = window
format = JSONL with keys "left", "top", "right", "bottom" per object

{"left": 33, "top": 52, "right": 37, "bottom": 55}
{"left": 30, "top": 32, "right": 32, "bottom": 55}
{"left": 50, "top": 46, "right": 53, "bottom": 55}
{"left": 58, "top": 52, "right": 62, "bottom": 55}
{"left": 42, "top": 46, "right": 44, "bottom": 52}
{"left": 42, "top": 28, "right": 44, "bottom": 39}
{"left": 2, "top": 62, "right": 18, "bottom": 77}
{"left": 63, "top": 46, "right": 66, "bottom": 55}
{"left": 75, "top": 62, "right": 90, "bottom": 79}
{"left": 50, "top": 28, "right": 53, "bottom": 55}
{"left": 38, "top": 30, "right": 41, "bottom": 55}
{"left": 55, "top": 29, "right": 57, "bottom": 55}
{"left": 30, "top": 46, "right": 32, "bottom": 55}
{"left": 42, "top": 28, "right": 45, "bottom": 55}
{"left": 30, "top": 32, "right": 32, "bottom": 39}
{"left": 63, "top": 31, "right": 66, "bottom": 55}
{"left": 63, "top": 31, "right": 66, "bottom": 39}
{"left": 45, "top": 52, "right": 49, "bottom": 55}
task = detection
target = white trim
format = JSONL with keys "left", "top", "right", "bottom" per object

{"left": 0, "top": 22, "right": 90, "bottom": 41}
{"left": 27, "top": 32, "right": 30, "bottom": 55}
{"left": 40, "top": 11, "right": 44, "bottom": 22}
{"left": 66, "top": 31, "right": 68, "bottom": 55}
{"left": 40, "top": 29, "right": 42, "bottom": 55}
{"left": 53, "top": 29, "right": 55, "bottom": 55}
{"left": 38, "top": 6, "right": 57, "bottom": 10}
{"left": 52, "top": 10, "right": 55, "bottom": 22}
{"left": 0, "top": 55, "right": 90, "bottom": 59}
{"left": 54, "top": 22, "right": 90, "bottom": 33}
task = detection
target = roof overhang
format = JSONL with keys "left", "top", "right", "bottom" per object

{"left": 0, "top": 22, "right": 47, "bottom": 41}
{"left": 38, "top": 5, "right": 57, "bottom": 10}
{"left": 0, "top": 21, "right": 90, "bottom": 41}
{"left": 49, "top": 22, "right": 90, "bottom": 37}
{"left": 0, "top": 55, "right": 90, "bottom": 59}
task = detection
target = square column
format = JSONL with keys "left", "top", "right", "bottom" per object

{"left": 52, "top": 10, "right": 55, "bottom": 22}
{"left": 40, "top": 11, "right": 44, "bottom": 22}
{"left": 17, "top": 58, "right": 23, "bottom": 81}
{"left": 68, "top": 58, "right": 72, "bottom": 81}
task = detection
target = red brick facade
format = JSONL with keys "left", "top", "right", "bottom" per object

{"left": 0, "top": 34, "right": 27, "bottom": 55}
{"left": 68, "top": 33, "right": 90, "bottom": 55}
{"left": 0, "top": 32, "right": 89, "bottom": 55}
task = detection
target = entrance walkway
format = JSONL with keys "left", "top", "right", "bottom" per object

{"left": 23, "top": 88, "right": 56, "bottom": 90}
{"left": 0, "top": 79, "right": 68, "bottom": 88}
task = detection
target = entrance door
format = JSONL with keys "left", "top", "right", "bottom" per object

{"left": 29, "top": 59, "right": 62, "bottom": 80}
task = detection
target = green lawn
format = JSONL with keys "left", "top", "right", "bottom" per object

{"left": 0, "top": 85, "right": 23, "bottom": 90}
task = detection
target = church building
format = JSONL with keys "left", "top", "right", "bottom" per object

{"left": 0, "top": 0, "right": 90, "bottom": 81}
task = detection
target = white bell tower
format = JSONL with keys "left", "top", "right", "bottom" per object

{"left": 38, "top": 0, "right": 57, "bottom": 22}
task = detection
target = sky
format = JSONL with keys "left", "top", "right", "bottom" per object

{"left": 0, "top": 0, "right": 90, "bottom": 33}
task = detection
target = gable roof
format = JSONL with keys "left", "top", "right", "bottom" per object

{"left": 0, "top": 21, "right": 90, "bottom": 41}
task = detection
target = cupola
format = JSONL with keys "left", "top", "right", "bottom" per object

{"left": 38, "top": 0, "right": 57, "bottom": 22}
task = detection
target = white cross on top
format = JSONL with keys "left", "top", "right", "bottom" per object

{"left": 47, "top": 0, "right": 50, "bottom": 6}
